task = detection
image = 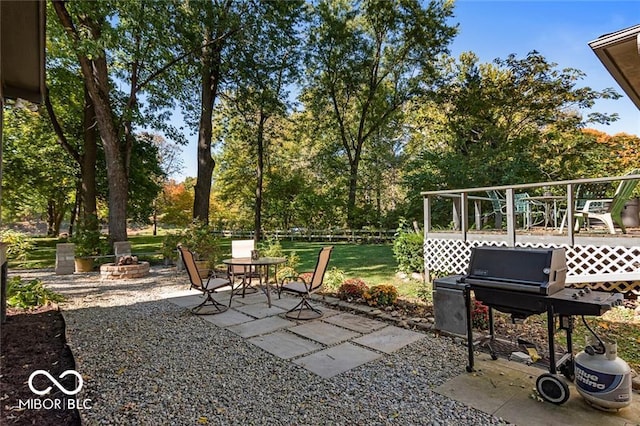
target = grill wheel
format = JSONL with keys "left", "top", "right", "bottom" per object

{"left": 536, "top": 373, "right": 570, "bottom": 404}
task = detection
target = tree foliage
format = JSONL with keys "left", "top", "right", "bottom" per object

{"left": 50, "top": 0, "right": 184, "bottom": 243}
{"left": 4, "top": 1, "right": 635, "bottom": 238}
{"left": 303, "top": 0, "right": 456, "bottom": 227}
{"left": 1, "top": 105, "right": 77, "bottom": 236}
{"left": 402, "top": 51, "right": 623, "bottom": 222}
{"left": 158, "top": 180, "right": 194, "bottom": 227}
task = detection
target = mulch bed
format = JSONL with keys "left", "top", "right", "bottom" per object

{"left": 1, "top": 306, "right": 81, "bottom": 426}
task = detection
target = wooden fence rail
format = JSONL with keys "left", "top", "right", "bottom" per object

{"left": 211, "top": 229, "right": 397, "bottom": 243}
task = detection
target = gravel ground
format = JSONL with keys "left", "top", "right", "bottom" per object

{"left": 22, "top": 267, "right": 510, "bottom": 425}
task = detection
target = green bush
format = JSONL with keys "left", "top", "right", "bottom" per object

{"left": 337, "top": 278, "right": 368, "bottom": 300}
{"left": 161, "top": 233, "right": 182, "bottom": 261}
{"left": 7, "top": 276, "right": 64, "bottom": 309}
{"left": 363, "top": 284, "right": 398, "bottom": 307}
{"left": 323, "top": 267, "right": 346, "bottom": 292}
{"left": 164, "top": 221, "right": 221, "bottom": 269}
{"left": 72, "top": 214, "right": 107, "bottom": 258}
{"left": 276, "top": 266, "right": 297, "bottom": 283}
{"left": 392, "top": 230, "right": 424, "bottom": 273}
{"left": 72, "top": 229, "right": 104, "bottom": 257}
{"left": 258, "top": 237, "right": 284, "bottom": 257}
{"left": 0, "top": 230, "right": 34, "bottom": 261}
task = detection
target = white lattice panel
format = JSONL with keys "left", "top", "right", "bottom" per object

{"left": 425, "top": 238, "right": 640, "bottom": 277}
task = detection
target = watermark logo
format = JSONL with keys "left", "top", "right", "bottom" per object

{"left": 28, "top": 370, "right": 83, "bottom": 396}
{"left": 19, "top": 369, "right": 92, "bottom": 410}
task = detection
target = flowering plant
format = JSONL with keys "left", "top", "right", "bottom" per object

{"left": 363, "top": 284, "right": 398, "bottom": 307}
{"left": 471, "top": 300, "right": 489, "bottom": 330}
{"left": 298, "top": 272, "right": 314, "bottom": 283}
{"left": 337, "top": 278, "right": 368, "bottom": 301}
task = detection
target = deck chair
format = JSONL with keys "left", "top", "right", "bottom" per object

{"left": 231, "top": 239, "right": 259, "bottom": 297}
{"left": 279, "top": 246, "right": 333, "bottom": 320}
{"left": 515, "top": 193, "right": 544, "bottom": 229}
{"left": 486, "top": 190, "right": 543, "bottom": 229}
{"left": 574, "top": 169, "right": 640, "bottom": 234}
{"left": 558, "top": 182, "right": 611, "bottom": 232}
{"left": 486, "top": 190, "right": 505, "bottom": 228}
{"left": 178, "top": 245, "right": 232, "bottom": 315}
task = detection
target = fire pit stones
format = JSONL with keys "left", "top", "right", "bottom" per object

{"left": 100, "top": 256, "right": 150, "bottom": 279}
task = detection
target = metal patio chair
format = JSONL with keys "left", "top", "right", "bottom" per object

{"left": 279, "top": 246, "right": 333, "bottom": 320}
{"left": 486, "top": 190, "right": 543, "bottom": 229}
{"left": 178, "top": 245, "right": 232, "bottom": 315}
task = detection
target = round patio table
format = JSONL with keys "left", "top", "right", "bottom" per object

{"left": 222, "top": 257, "right": 286, "bottom": 307}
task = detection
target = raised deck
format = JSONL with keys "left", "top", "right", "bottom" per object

{"left": 421, "top": 176, "right": 640, "bottom": 293}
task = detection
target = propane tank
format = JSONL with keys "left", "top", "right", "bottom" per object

{"left": 574, "top": 337, "right": 632, "bottom": 411}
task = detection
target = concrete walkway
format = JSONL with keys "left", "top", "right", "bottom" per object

{"left": 166, "top": 289, "right": 425, "bottom": 379}
{"left": 435, "top": 353, "right": 640, "bottom": 426}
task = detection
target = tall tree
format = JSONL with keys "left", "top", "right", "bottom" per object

{"left": 304, "top": 0, "right": 456, "bottom": 227}
{"left": 402, "top": 51, "right": 622, "bottom": 223}
{"left": 44, "top": 4, "right": 100, "bottom": 235}
{"left": 167, "top": 0, "right": 243, "bottom": 224}
{"left": 51, "top": 0, "right": 181, "bottom": 244}
{"left": 223, "top": 0, "right": 303, "bottom": 240}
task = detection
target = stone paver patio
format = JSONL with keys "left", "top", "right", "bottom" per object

{"left": 166, "top": 289, "right": 425, "bottom": 378}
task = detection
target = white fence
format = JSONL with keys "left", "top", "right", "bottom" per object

{"left": 212, "top": 228, "right": 396, "bottom": 243}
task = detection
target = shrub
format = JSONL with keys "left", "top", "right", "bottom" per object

{"left": 471, "top": 300, "right": 489, "bottom": 330}
{"left": 323, "top": 267, "right": 346, "bottom": 292}
{"left": 337, "top": 278, "right": 368, "bottom": 301}
{"left": 7, "top": 276, "right": 64, "bottom": 309}
{"left": 285, "top": 251, "right": 300, "bottom": 270}
{"left": 393, "top": 230, "right": 424, "bottom": 274}
{"left": 163, "top": 221, "right": 221, "bottom": 269}
{"left": 258, "top": 238, "right": 284, "bottom": 257}
{"left": 277, "top": 270, "right": 313, "bottom": 285}
{"left": 72, "top": 228, "right": 104, "bottom": 258}
{"left": 161, "top": 233, "right": 182, "bottom": 262}
{"left": 72, "top": 214, "right": 107, "bottom": 258}
{"left": 363, "top": 284, "right": 398, "bottom": 307}
{"left": 277, "top": 266, "right": 298, "bottom": 283}
{"left": 0, "top": 230, "right": 33, "bottom": 261}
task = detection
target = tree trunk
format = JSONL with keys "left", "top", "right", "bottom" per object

{"left": 52, "top": 1, "right": 129, "bottom": 245}
{"left": 68, "top": 180, "right": 81, "bottom": 237}
{"left": 254, "top": 113, "right": 266, "bottom": 243}
{"left": 47, "top": 200, "right": 56, "bottom": 237}
{"left": 193, "top": 83, "right": 215, "bottom": 224}
{"left": 102, "top": 142, "right": 129, "bottom": 244}
{"left": 193, "top": 35, "right": 222, "bottom": 224}
{"left": 81, "top": 86, "right": 98, "bottom": 226}
{"left": 346, "top": 149, "right": 361, "bottom": 228}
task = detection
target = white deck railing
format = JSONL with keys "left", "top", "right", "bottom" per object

{"left": 420, "top": 175, "right": 640, "bottom": 291}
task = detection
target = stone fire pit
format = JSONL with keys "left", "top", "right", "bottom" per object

{"left": 100, "top": 256, "right": 150, "bottom": 279}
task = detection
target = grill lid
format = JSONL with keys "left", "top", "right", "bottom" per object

{"left": 462, "top": 246, "right": 567, "bottom": 295}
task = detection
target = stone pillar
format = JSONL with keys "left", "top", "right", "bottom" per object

{"left": 55, "top": 243, "right": 76, "bottom": 275}
{"left": 114, "top": 241, "right": 132, "bottom": 259}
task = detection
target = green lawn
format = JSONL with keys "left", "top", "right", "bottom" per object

{"left": 14, "top": 234, "right": 428, "bottom": 299}
{"left": 15, "top": 234, "right": 412, "bottom": 285}
{"left": 276, "top": 241, "right": 398, "bottom": 285}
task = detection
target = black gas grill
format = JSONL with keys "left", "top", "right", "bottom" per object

{"left": 465, "top": 246, "right": 567, "bottom": 295}
{"left": 458, "top": 246, "right": 623, "bottom": 404}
